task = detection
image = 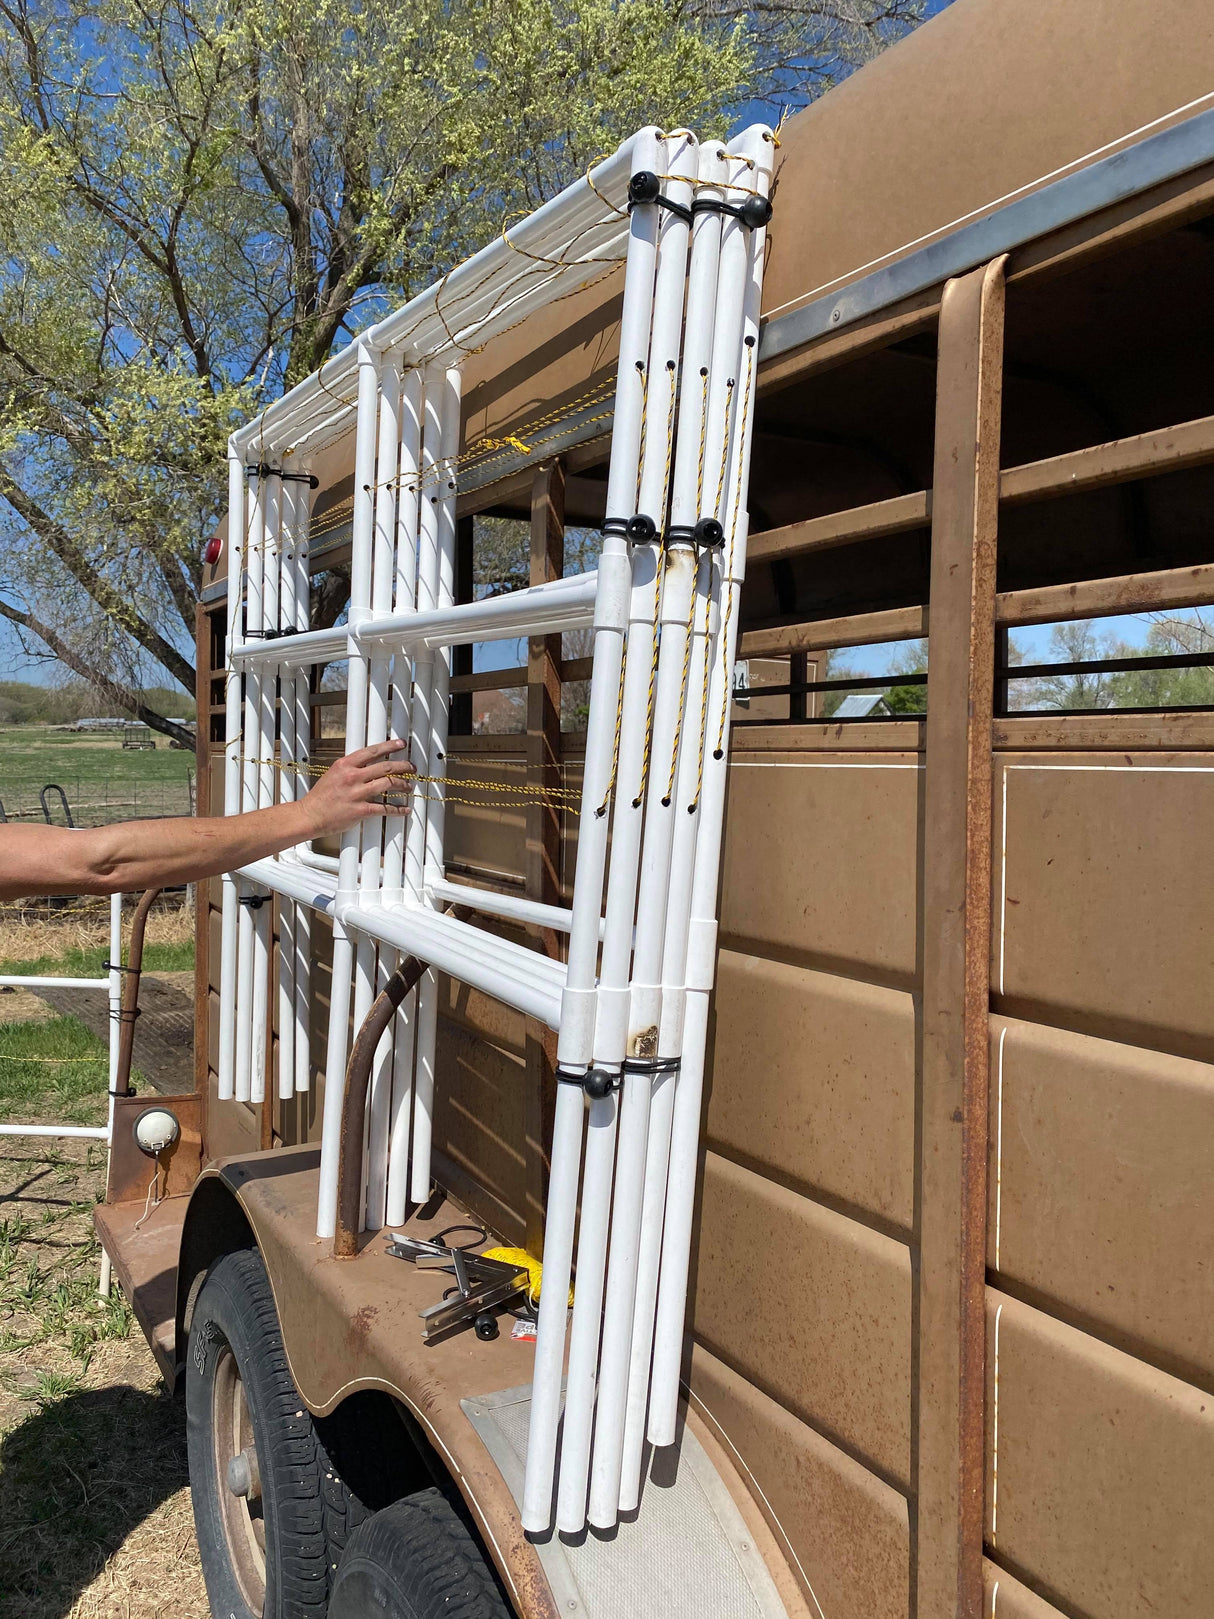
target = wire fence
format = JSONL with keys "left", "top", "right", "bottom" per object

{"left": 0, "top": 774, "right": 196, "bottom": 828}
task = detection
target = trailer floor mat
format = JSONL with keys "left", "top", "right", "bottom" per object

{"left": 461, "top": 1384, "right": 788, "bottom": 1619}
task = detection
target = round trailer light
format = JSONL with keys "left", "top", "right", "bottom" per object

{"left": 203, "top": 534, "right": 223, "bottom": 566}
{"left": 133, "top": 1106, "right": 180, "bottom": 1156}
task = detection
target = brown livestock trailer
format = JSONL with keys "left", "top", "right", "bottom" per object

{"left": 97, "top": 1, "right": 1214, "bottom": 1615}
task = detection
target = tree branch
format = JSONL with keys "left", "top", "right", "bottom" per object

{"left": 0, "top": 469, "right": 197, "bottom": 692}
{"left": 0, "top": 595, "right": 194, "bottom": 745}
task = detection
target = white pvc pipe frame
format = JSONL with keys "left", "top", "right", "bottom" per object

{"left": 223, "top": 128, "right": 645, "bottom": 1239}
{"left": 0, "top": 893, "right": 124, "bottom": 1294}
{"left": 217, "top": 121, "right": 774, "bottom": 1532}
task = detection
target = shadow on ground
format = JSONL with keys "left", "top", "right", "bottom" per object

{"left": 0, "top": 1382, "right": 190, "bottom": 1618}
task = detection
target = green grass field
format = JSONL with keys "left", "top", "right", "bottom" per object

{"left": 0, "top": 1014, "right": 111, "bottom": 1127}
{"left": 0, "top": 725, "right": 196, "bottom": 824}
{"left": 0, "top": 940, "right": 194, "bottom": 978}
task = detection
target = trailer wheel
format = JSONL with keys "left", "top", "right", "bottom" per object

{"left": 186, "top": 1247, "right": 364, "bottom": 1617}
{"left": 327, "top": 1487, "right": 510, "bottom": 1618}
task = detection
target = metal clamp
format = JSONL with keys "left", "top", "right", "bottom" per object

{"left": 386, "top": 1235, "right": 529, "bottom": 1343}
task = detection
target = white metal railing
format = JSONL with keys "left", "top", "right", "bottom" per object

{"left": 217, "top": 122, "right": 775, "bottom": 1533}
{"left": 0, "top": 892, "right": 123, "bottom": 1294}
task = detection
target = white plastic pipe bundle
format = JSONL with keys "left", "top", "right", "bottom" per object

{"left": 523, "top": 123, "right": 774, "bottom": 1535}
{"left": 220, "top": 129, "right": 641, "bottom": 1193}
{"left": 215, "top": 124, "right": 773, "bottom": 1532}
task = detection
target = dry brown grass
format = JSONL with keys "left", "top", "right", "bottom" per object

{"left": 0, "top": 899, "right": 194, "bottom": 972}
{"left": 0, "top": 1132, "right": 208, "bottom": 1618}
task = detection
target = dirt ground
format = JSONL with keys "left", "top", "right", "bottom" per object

{"left": 0, "top": 1000, "right": 209, "bottom": 1615}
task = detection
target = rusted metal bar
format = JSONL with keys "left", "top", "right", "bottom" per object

{"left": 740, "top": 605, "right": 927, "bottom": 658}
{"left": 1000, "top": 409, "right": 1214, "bottom": 506}
{"left": 917, "top": 256, "right": 1005, "bottom": 1619}
{"left": 194, "top": 600, "right": 213, "bottom": 1110}
{"left": 451, "top": 665, "right": 528, "bottom": 693}
{"left": 995, "top": 560, "right": 1214, "bottom": 627}
{"left": 747, "top": 490, "right": 930, "bottom": 567}
{"left": 334, "top": 954, "right": 430, "bottom": 1258}
{"left": 525, "top": 460, "right": 565, "bottom": 1256}
{"left": 450, "top": 516, "right": 475, "bottom": 733}
{"left": 739, "top": 555, "right": 1214, "bottom": 667}
{"left": 113, "top": 887, "right": 163, "bottom": 1098}
{"left": 260, "top": 952, "right": 275, "bottom": 1152}
{"left": 748, "top": 410, "right": 1214, "bottom": 570}
{"left": 993, "top": 711, "right": 1214, "bottom": 751}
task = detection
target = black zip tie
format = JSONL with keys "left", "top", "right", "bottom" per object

{"left": 245, "top": 463, "right": 320, "bottom": 487}
{"left": 108, "top": 1007, "right": 141, "bottom": 1025}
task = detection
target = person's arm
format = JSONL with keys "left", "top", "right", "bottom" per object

{"left": 0, "top": 740, "right": 414, "bottom": 901}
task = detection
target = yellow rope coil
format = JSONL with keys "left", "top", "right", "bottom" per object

{"left": 482, "top": 1245, "right": 572, "bottom": 1307}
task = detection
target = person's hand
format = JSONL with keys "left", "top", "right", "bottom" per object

{"left": 298, "top": 741, "right": 416, "bottom": 836}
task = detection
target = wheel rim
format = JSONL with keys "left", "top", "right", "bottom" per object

{"left": 212, "top": 1344, "right": 266, "bottom": 1612}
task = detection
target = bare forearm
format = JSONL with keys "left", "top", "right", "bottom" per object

{"left": 0, "top": 741, "right": 411, "bottom": 901}
{"left": 82, "top": 801, "right": 317, "bottom": 893}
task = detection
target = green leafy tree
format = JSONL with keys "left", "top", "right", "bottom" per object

{"left": 1108, "top": 612, "right": 1214, "bottom": 709}
{"left": 0, "top": 0, "right": 926, "bottom": 736}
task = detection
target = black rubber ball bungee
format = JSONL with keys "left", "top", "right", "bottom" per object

{"left": 628, "top": 171, "right": 662, "bottom": 206}
{"left": 739, "top": 194, "right": 773, "bottom": 229}
{"left": 693, "top": 517, "right": 725, "bottom": 548}
{"left": 584, "top": 1068, "right": 616, "bottom": 1100}
{"left": 626, "top": 513, "right": 658, "bottom": 542}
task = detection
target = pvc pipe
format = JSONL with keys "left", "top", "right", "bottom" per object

{"left": 614, "top": 550, "right": 714, "bottom": 1508}
{"left": 617, "top": 1063, "right": 677, "bottom": 1509}
{"left": 0, "top": 1124, "right": 110, "bottom": 1140}
{"left": 553, "top": 1087, "right": 619, "bottom": 1532}
{"left": 317, "top": 343, "right": 380, "bottom": 1240}
{"left": 411, "top": 364, "right": 463, "bottom": 1204}
{"left": 238, "top": 857, "right": 336, "bottom": 911}
{"left": 586, "top": 139, "right": 728, "bottom": 1529}
{"left": 523, "top": 124, "right": 664, "bottom": 1537}
{"left": 277, "top": 479, "right": 298, "bottom": 1102}
{"left": 384, "top": 366, "right": 424, "bottom": 1229}
{"left": 649, "top": 126, "right": 775, "bottom": 1448}
{"left": 426, "top": 877, "right": 573, "bottom": 935}
{"left": 104, "top": 891, "right": 121, "bottom": 1178}
{"left": 290, "top": 472, "right": 314, "bottom": 1093}
{"left": 357, "top": 570, "right": 595, "bottom": 651}
{"left": 297, "top": 848, "right": 339, "bottom": 875}
{"left": 234, "top": 471, "right": 266, "bottom": 1104}
{"left": 341, "top": 904, "right": 562, "bottom": 1030}
{"left": 363, "top": 357, "right": 403, "bottom": 1229}
{"left": 0, "top": 975, "right": 110, "bottom": 991}
{"left": 249, "top": 472, "right": 281, "bottom": 1107}
{"left": 556, "top": 130, "right": 697, "bottom": 1533}
{"left": 611, "top": 142, "right": 757, "bottom": 1515}
{"left": 591, "top": 128, "right": 697, "bottom": 1071}
{"left": 232, "top": 135, "right": 638, "bottom": 460}
{"left": 218, "top": 444, "right": 245, "bottom": 1100}
{"left": 229, "top": 621, "right": 347, "bottom": 668}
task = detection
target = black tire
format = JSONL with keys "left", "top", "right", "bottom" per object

{"left": 186, "top": 1247, "right": 369, "bottom": 1618}
{"left": 327, "top": 1488, "right": 510, "bottom": 1619}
